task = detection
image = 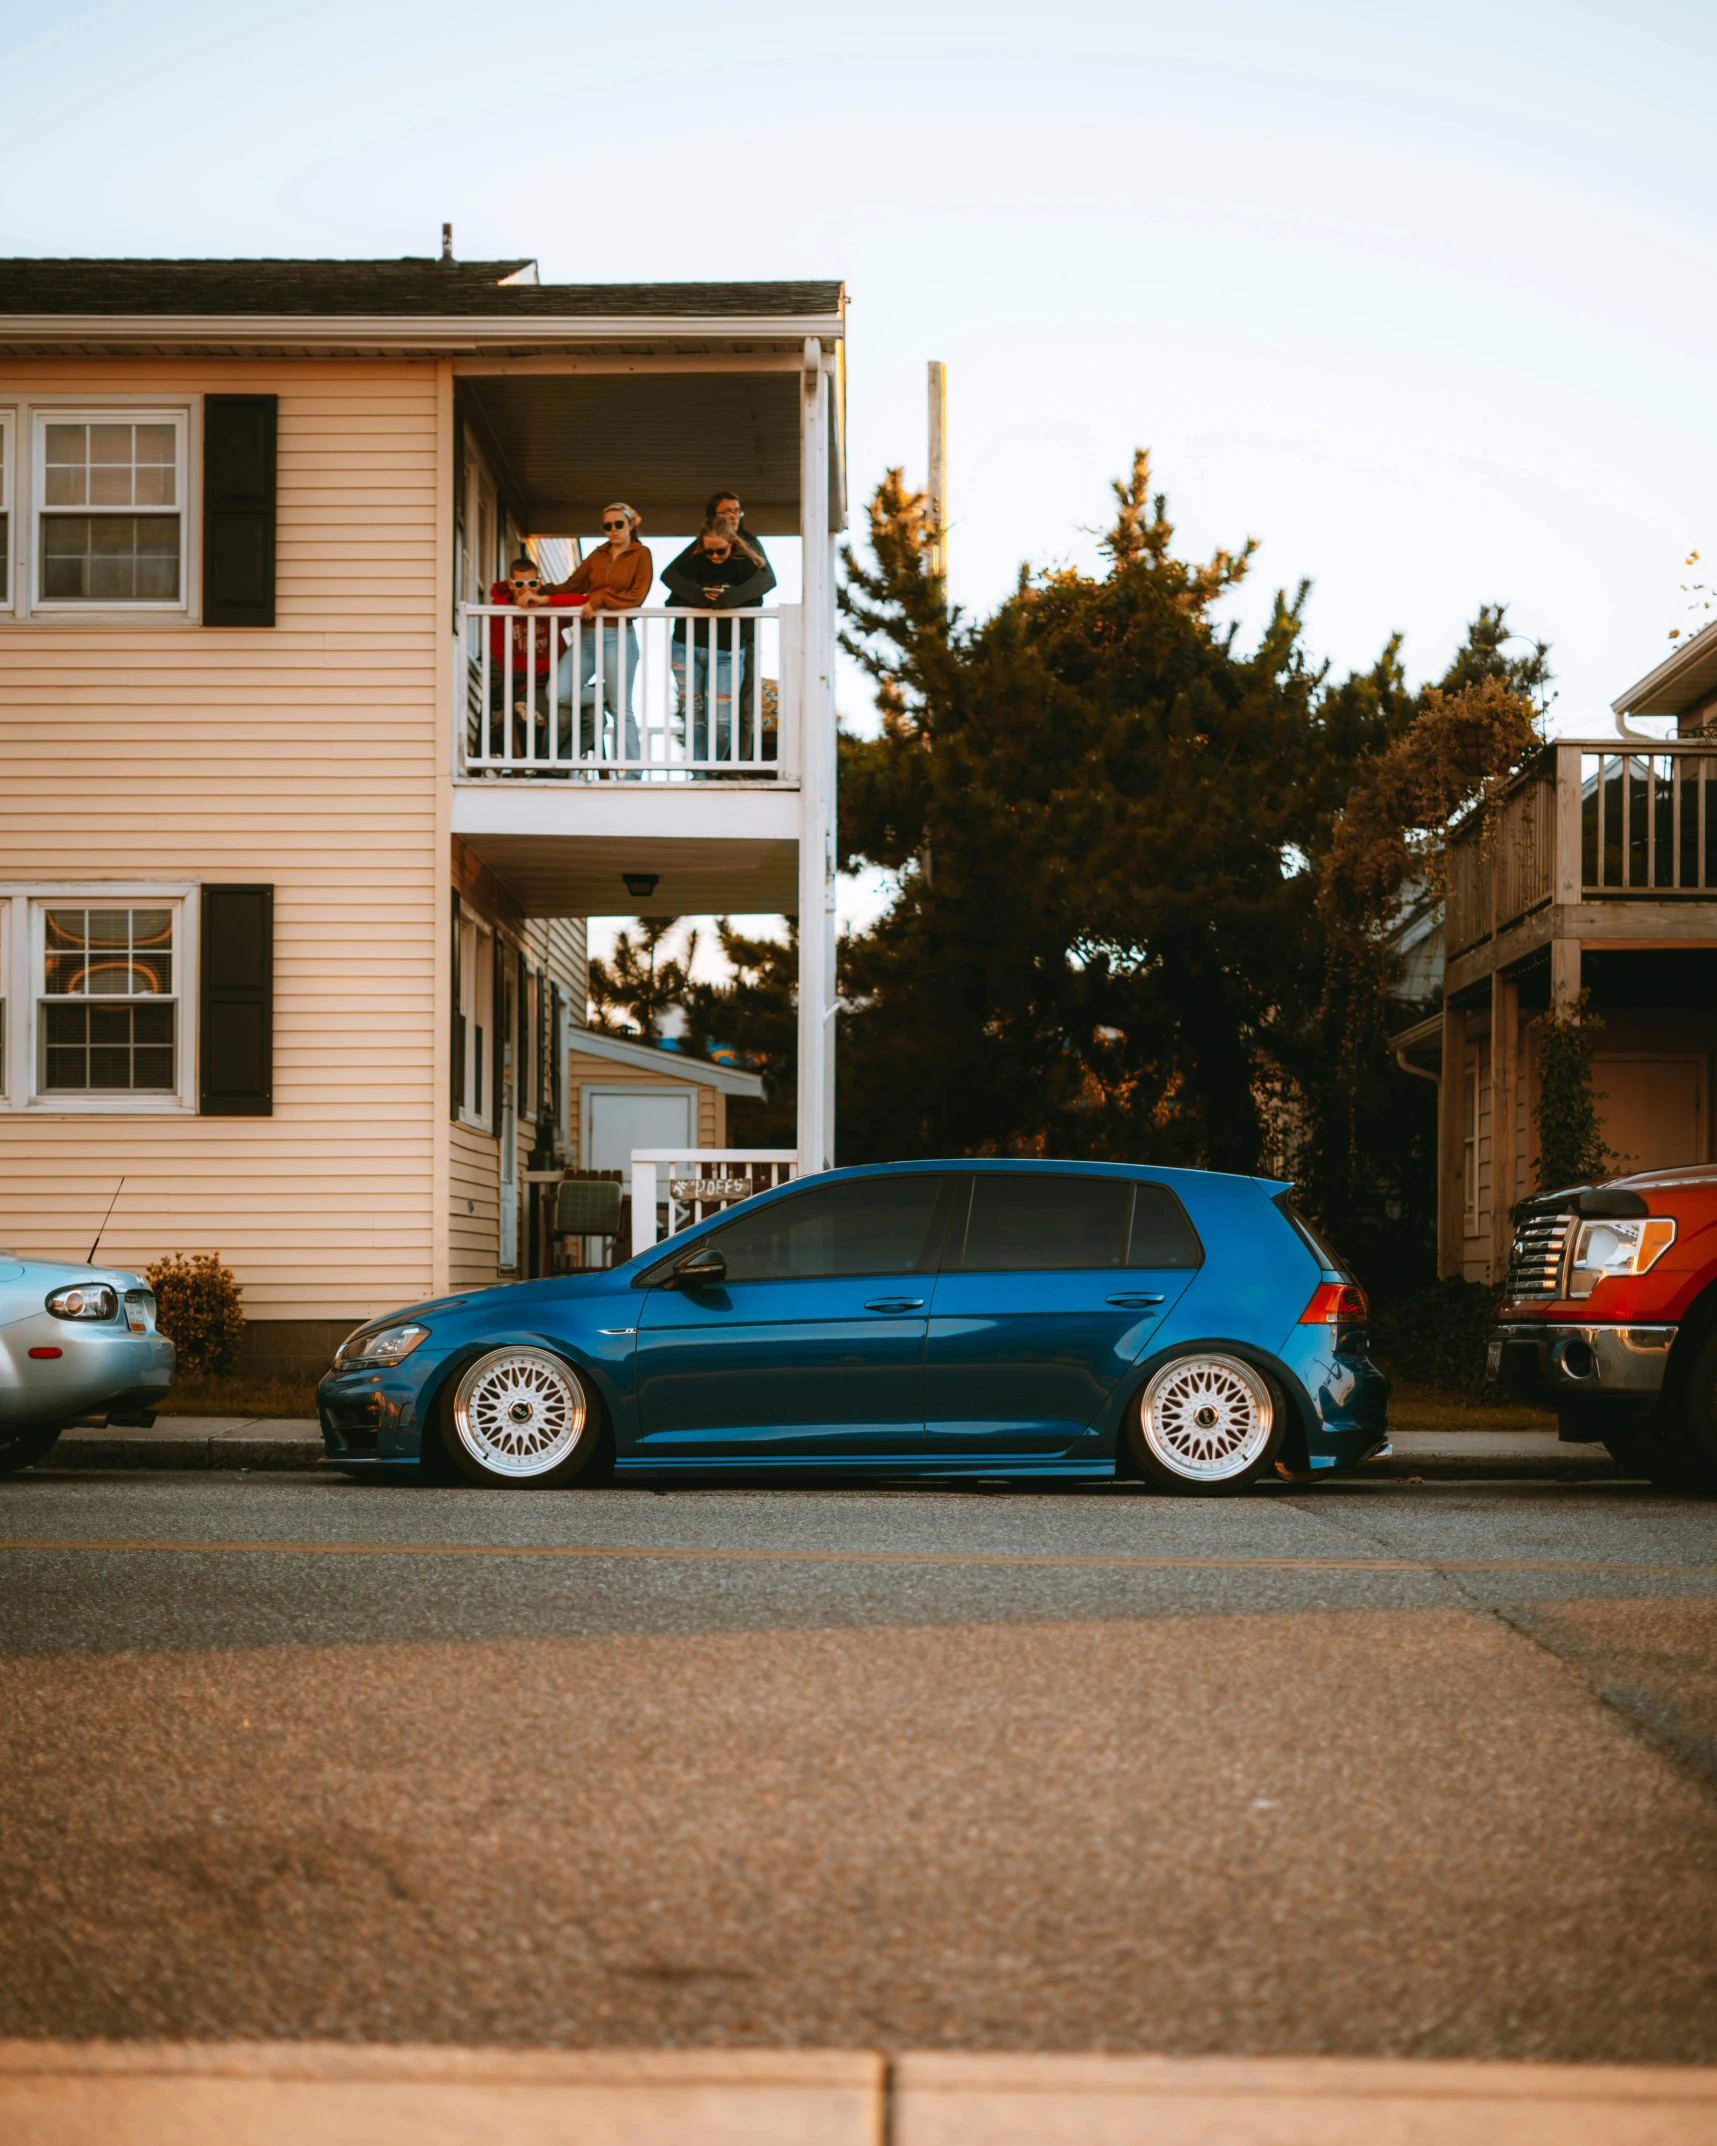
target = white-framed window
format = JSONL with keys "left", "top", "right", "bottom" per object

{"left": 31, "top": 409, "right": 189, "bottom": 611}
{"left": 0, "top": 886, "right": 196, "bottom": 1112}
{"left": 454, "top": 905, "right": 494, "bottom": 1130}
{"left": 0, "top": 411, "right": 12, "bottom": 610}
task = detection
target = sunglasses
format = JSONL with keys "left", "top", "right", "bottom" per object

{"left": 602, "top": 518, "right": 628, "bottom": 532}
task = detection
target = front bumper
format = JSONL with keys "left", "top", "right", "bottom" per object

{"left": 1489, "top": 1321, "right": 1674, "bottom": 1402}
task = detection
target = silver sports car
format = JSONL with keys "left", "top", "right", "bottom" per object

{"left": 0, "top": 1256, "right": 175, "bottom": 1474}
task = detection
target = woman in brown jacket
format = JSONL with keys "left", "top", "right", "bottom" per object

{"left": 551, "top": 503, "right": 654, "bottom": 763}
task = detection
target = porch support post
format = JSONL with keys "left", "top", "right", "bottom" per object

{"left": 796, "top": 337, "right": 837, "bottom": 1173}
{"left": 1551, "top": 930, "right": 1581, "bottom": 1018}
{"left": 1490, "top": 970, "right": 1520, "bottom": 1284}
{"left": 1438, "top": 1002, "right": 1468, "bottom": 1280}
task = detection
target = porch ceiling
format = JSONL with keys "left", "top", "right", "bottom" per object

{"left": 459, "top": 372, "right": 816, "bottom": 538}
{"left": 458, "top": 831, "right": 799, "bottom": 918}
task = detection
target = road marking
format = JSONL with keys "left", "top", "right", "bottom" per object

{"left": 2, "top": 1537, "right": 1715, "bottom": 1578}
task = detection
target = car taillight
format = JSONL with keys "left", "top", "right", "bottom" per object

{"left": 1300, "top": 1282, "right": 1369, "bottom": 1324}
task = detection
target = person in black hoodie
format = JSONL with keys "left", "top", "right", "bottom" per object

{"left": 663, "top": 517, "right": 777, "bottom": 768}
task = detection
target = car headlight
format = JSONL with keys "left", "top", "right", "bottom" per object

{"left": 1567, "top": 1216, "right": 1676, "bottom": 1299}
{"left": 334, "top": 1322, "right": 429, "bottom": 1370}
{"left": 46, "top": 1285, "right": 118, "bottom": 1321}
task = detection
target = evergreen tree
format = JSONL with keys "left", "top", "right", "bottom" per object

{"left": 587, "top": 919, "right": 694, "bottom": 1044}
{"left": 682, "top": 921, "right": 800, "bottom": 1147}
{"left": 837, "top": 451, "right": 1405, "bottom": 1173}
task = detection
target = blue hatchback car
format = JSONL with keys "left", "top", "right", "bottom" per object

{"left": 318, "top": 1160, "right": 1389, "bottom": 1496}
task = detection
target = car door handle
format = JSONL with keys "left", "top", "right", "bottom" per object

{"left": 864, "top": 1297, "right": 925, "bottom": 1312}
{"left": 1107, "top": 1293, "right": 1165, "bottom": 1308}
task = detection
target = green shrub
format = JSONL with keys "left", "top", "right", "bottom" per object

{"left": 145, "top": 1252, "right": 245, "bottom": 1378}
{"left": 1383, "top": 1278, "right": 1501, "bottom": 1397}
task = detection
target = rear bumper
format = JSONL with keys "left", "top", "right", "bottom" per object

{"left": 1489, "top": 1321, "right": 1674, "bottom": 1403}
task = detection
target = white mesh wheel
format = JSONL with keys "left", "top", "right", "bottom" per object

{"left": 1138, "top": 1354, "right": 1274, "bottom": 1485}
{"left": 452, "top": 1347, "right": 588, "bottom": 1481}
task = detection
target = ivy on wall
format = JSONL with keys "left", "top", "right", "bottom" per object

{"left": 1532, "top": 990, "right": 1611, "bottom": 1192}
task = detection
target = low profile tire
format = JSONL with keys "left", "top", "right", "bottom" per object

{"left": 440, "top": 1347, "right": 600, "bottom": 1489}
{"left": 1615, "top": 1339, "right": 1717, "bottom": 1496}
{"left": 1126, "top": 1353, "right": 1284, "bottom": 1496}
{"left": 0, "top": 1422, "right": 67, "bottom": 1476}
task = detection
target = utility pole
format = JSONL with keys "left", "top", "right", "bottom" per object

{"left": 926, "top": 361, "right": 947, "bottom": 580}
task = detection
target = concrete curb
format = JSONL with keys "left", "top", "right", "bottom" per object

{"left": 1, "top": 2041, "right": 1713, "bottom": 2144}
{"left": 48, "top": 1420, "right": 324, "bottom": 1472}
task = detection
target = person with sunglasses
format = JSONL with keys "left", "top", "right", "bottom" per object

{"left": 486, "top": 553, "right": 582, "bottom": 761}
{"left": 547, "top": 504, "right": 654, "bottom": 764}
{"left": 664, "top": 515, "right": 777, "bottom": 768}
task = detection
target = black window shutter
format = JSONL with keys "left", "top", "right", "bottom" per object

{"left": 451, "top": 895, "right": 464, "bottom": 1121}
{"left": 200, "top": 885, "right": 273, "bottom": 1115}
{"left": 203, "top": 395, "right": 277, "bottom": 626}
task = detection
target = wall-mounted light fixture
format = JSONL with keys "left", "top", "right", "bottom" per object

{"left": 623, "top": 873, "right": 660, "bottom": 900}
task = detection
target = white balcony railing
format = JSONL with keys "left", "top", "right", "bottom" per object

{"left": 630, "top": 1149, "right": 799, "bottom": 1255}
{"left": 461, "top": 604, "right": 798, "bottom": 781}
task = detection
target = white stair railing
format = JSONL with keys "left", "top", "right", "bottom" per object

{"left": 630, "top": 1150, "right": 799, "bottom": 1256}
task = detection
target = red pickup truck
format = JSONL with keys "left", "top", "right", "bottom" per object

{"left": 1491, "top": 1164, "right": 1717, "bottom": 1491}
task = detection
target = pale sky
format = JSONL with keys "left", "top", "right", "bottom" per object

{"left": 8, "top": 0, "right": 1712, "bottom": 977}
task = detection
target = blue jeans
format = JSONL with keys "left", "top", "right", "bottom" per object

{"left": 673, "top": 640, "right": 748, "bottom": 765}
{"left": 557, "top": 619, "right": 639, "bottom": 762}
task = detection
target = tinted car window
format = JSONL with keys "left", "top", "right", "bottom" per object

{"left": 959, "top": 1174, "right": 1133, "bottom": 1271}
{"left": 1128, "top": 1184, "right": 1203, "bottom": 1268}
{"left": 712, "top": 1174, "right": 945, "bottom": 1282}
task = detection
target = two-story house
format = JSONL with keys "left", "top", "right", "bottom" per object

{"left": 1393, "top": 620, "right": 1717, "bottom": 1282}
{"left": 0, "top": 254, "right": 843, "bottom": 1373}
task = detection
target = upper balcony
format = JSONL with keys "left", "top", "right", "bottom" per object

{"left": 1444, "top": 739, "right": 1717, "bottom": 994}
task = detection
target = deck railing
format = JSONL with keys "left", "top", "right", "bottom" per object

{"left": 629, "top": 1149, "right": 799, "bottom": 1256}
{"left": 460, "top": 603, "right": 797, "bottom": 781}
{"left": 1579, "top": 748, "right": 1717, "bottom": 894}
{"left": 1443, "top": 740, "right": 1717, "bottom": 957}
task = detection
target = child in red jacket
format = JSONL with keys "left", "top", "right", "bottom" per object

{"left": 487, "top": 554, "right": 582, "bottom": 757}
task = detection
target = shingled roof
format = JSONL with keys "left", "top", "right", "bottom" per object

{"left": 0, "top": 257, "right": 844, "bottom": 320}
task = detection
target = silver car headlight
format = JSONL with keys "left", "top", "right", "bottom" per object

{"left": 46, "top": 1284, "right": 119, "bottom": 1321}
{"left": 334, "top": 1322, "right": 429, "bottom": 1370}
{"left": 1567, "top": 1216, "right": 1676, "bottom": 1299}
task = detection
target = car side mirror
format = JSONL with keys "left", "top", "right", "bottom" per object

{"left": 668, "top": 1245, "right": 727, "bottom": 1289}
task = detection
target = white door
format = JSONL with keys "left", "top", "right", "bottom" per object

{"left": 586, "top": 1088, "right": 695, "bottom": 1256}
{"left": 586, "top": 1087, "right": 695, "bottom": 1172}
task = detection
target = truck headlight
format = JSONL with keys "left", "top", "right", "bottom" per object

{"left": 1568, "top": 1217, "right": 1676, "bottom": 1299}
{"left": 46, "top": 1285, "right": 118, "bottom": 1321}
{"left": 334, "top": 1322, "right": 429, "bottom": 1370}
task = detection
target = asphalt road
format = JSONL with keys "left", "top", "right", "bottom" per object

{"left": 2, "top": 1468, "right": 1715, "bottom": 2062}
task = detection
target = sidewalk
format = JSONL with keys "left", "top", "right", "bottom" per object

{"left": 1, "top": 2041, "right": 1712, "bottom": 2143}
{"left": 35, "top": 1416, "right": 1629, "bottom": 1480}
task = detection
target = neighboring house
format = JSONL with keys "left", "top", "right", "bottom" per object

{"left": 0, "top": 254, "right": 837, "bottom": 1369}
{"left": 1394, "top": 619, "right": 1717, "bottom": 1283}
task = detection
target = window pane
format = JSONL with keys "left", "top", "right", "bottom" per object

{"left": 40, "top": 999, "right": 175, "bottom": 1091}
{"left": 714, "top": 1174, "right": 944, "bottom": 1281}
{"left": 43, "top": 424, "right": 87, "bottom": 507}
{"left": 1128, "top": 1185, "right": 1204, "bottom": 1268}
{"left": 42, "top": 515, "right": 180, "bottom": 602}
{"left": 42, "top": 906, "right": 172, "bottom": 997}
{"left": 962, "top": 1174, "right": 1132, "bottom": 1271}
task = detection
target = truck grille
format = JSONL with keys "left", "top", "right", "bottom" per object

{"left": 1504, "top": 1212, "right": 1572, "bottom": 1300}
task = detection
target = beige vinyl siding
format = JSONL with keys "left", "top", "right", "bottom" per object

{"left": 449, "top": 1121, "right": 501, "bottom": 1290}
{"left": 0, "top": 358, "right": 442, "bottom": 1319}
{"left": 568, "top": 1049, "right": 724, "bottom": 1168}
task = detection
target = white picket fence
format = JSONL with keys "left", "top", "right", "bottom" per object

{"left": 630, "top": 1150, "right": 799, "bottom": 1256}
{"left": 461, "top": 603, "right": 797, "bottom": 780}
